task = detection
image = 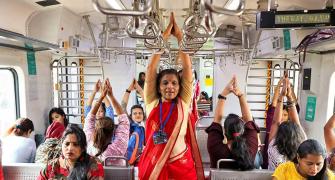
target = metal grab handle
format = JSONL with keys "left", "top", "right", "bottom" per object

{"left": 92, "top": 0, "right": 152, "bottom": 16}
{"left": 204, "top": 0, "right": 245, "bottom": 16}
{"left": 126, "top": 18, "right": 160, "bottom": 39}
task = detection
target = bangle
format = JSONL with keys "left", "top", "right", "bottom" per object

{"left": 125, "top": 89, "right": 131, "bottom": 93}
{"left": 218, "top": 94, "right": 227, "bottom": 100}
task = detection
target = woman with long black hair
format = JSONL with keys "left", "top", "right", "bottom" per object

{"left": 38, "top": 124, "right": 104, "bottom": 179}
{"left": 206, "top": 76, "right": 259, "bottom": 170}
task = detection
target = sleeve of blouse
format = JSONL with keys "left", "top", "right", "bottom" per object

{"left": 180, "top": 78, "right": 193, "bottom": 106}
{"left": 100, "top": 114, "right": 130, "bottom": 160}
{"left": 243, "top": 121, "right": 260, "bottom": 160}
{"left": 83, "top": 113, "right": 96, "bottom": 142}
{"left": 206, "top": 122, "right": 226, "bottom": 157}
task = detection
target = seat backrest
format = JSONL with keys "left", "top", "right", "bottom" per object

{"left": 210, "top": 169, "right": 273, "bottom": 180}
{"left": 104, "top": 166, "right": 134, "bottom": 180}
{"left": 195, "top": 116, "right": 214, "bottom": 168}
{"left": 3, "top": 163, "right": 44, "bottom": 180}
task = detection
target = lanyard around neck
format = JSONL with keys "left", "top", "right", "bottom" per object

{"left": 159, "top": 100, "right": 175, "bottom": 131}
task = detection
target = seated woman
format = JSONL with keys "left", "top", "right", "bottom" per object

{"left": 121, "top": 79, "right": 146, "bottom": 165}
{"left": 206, "top": 76, "right": 259, "bottom": 170}
{"left": 323, "top": 113, "right": 335, "bottom": 171}
{"left": 84, "top": 79, "right": 129, "bottom": 165}
{"left": 273, "top": 139, "right": 335, "bottom": 180}
{"left": 262, "top": 78, "right": 300, "bottom": 168}
{"left": 35, "top": 121, "right": 65, "bottom": 163}
{"left": 268, "top": 76, "right": 306, "bottom": 170}
{"left": 84, "top": 79, "right": 114, "bottom": 120}
{"left": 198, "top": 91, "right": 210, "bottom": 117}
{"left": 48, "top": 107, "right": 69, "bottom": 128}
{"left": 38, "top": 124, "right": 104, "bottom": 179}
{"left": 2, "top": 118, "right": 36, "bottom": 163}
{"left": 137, "top": 13, "right": 204, "bottom": 179}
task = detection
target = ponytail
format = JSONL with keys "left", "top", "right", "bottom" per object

{"left": 224, "top": 114, "right": 254, "bottom": 170}
{"left": 231, "top": 135, "right": 254, "bottom": 170}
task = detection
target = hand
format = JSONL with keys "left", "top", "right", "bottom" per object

{"left": 94, "top": 80, "right": 101, "bottom": 93}
{"left": 231, "top": 76, "right": 243, "bottom": 97}
{"left": 99, "top": 85, "right": 108, "bottom": 101}
{"left": 162, "top": 13, "right": 174, "bottom": 40}
{"left": 127, "top": 79, "right": 136, "bottom": 91}
{"left": 286, "top": 80, "right": 293, "bottom": 100}
{"left": 222, "top": 77, "right": 234, "bottom": 96}
{"left": 105, "top": 79, "right": 113, "bottom": 97}
{"left": 171, "top": 13, "right": 183, "bottom": 41}
{"left": 275, "top": 77, "right": 284, "bottom": 91}
{"left": 280, "top": 78, "right": 288, "bottom": 96}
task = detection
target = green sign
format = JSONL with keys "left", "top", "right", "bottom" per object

{"left": 283, "top": 29, "right": 291, "bottom": 50}
{"left": 26, "top": 50, "right": 37, "bottom": 75}
{"left": 305, "top": 96, "right": 317, "bottom": 122}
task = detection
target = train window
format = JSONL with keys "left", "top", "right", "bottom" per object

{"left": 69, "top": 62, "right": 79, "bottom": 116}
{"left": 52, "top": 60, "right": 59, "bottom": 107}
{"left": 0, "top": 68, "right": 19, "bottom": 133}
{"left": 289, "top": 63, "right": 299, "bottom": 95}
{"left": 273, "top": 64, "right": 281, "bottom": 87}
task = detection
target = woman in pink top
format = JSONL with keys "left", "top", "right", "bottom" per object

{"left": 84, "top": 79, "right": 129, "bottom": 165}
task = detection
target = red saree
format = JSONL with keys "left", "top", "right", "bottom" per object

{"left": 138, "top": 99, "right": 204, "bottom": 180}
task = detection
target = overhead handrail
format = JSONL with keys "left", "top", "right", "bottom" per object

{"left": 92, "top": 0, "right": 152, "bottom": 16}
{"left": 204, "top": 0, "right": 245, "bottom": 16}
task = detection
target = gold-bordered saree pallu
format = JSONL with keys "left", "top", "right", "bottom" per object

{"left": 138, "top": 98, "right": 204, "bottom": 180}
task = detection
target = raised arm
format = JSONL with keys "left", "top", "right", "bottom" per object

{"left": 269, "top": 79, "right": 285, "bottom": 142}
{"left": 324, "top": 114, "right": 335, "bottom": 152}
{"left": 172, "top": 14, "right": 193, "bottom": 104}
{"left": 87, "top": 80, "right": 101, "bottom": 107}
{"left": 134, "top": 80, "right": 144, "bottom": 100}
{"left": 144, "top": 14, "right": 174, "bottom": 105}
{"left": 214, "top": 78, "right": 233, "bottom": 124}
{"left": 271, "top": 78, "right": 283, "bottom": 107}
{"left": 232, "top": 76, "right": 252, "bottom": 122}
{"left": 286, "top": 80, "right": 300, "bottom": 125}
{"left": 90, "top": 85, "right": 107, "bottom": 116}
{"left": 121, "top": 79, "right": 136, "bottom": 113}
{"left": 106, "top": 79, "right": 123, "bottom": 115}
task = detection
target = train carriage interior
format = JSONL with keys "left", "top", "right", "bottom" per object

{"left": 1, "top": 0, "right": 335, "bottom": 179}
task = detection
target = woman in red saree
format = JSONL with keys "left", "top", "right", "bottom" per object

{"left": 137, "top": 13, "right": 204, "bottom": 180}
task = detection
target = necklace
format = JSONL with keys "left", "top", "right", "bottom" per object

{"left": 64, "top": 158, "right": 72, "bottom": 172}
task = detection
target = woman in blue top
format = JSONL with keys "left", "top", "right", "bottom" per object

{"left": 84, "top": 79, "right": 114, "bottom": 120}
{"left": 121, "top": 79, "right": 145, "bottom": 165}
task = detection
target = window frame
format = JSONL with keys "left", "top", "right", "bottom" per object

{"left": 0, "top": 67, "right": 20, "bottom": 118}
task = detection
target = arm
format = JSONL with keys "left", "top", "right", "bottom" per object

{"left": 87, "top": 80, "right": 101, "bottom": 107}
{"left": 271, "top": 78, "right": 283, "bottom": 107}
{"left": 232, "top": 76, "right": 253, "bottom": 122}
{"left": 121, "top": 79, "right": 136, "bottom": 114}
{"left": 172, "top": 15, "right": 193, "bottom": 104}
{"left": 144, "top": 14, "right": 174, "bottom": 104}
{"left": 268, "top": 79, "right": 285, "bottom": 142}
{"left": 105, "top": 79, "right": 123, "bottom": 115}
{"left": 214, "top": 78, "right": 233, "bottom": 124}
{"left": 324, "top": 114, "right": 335, "bottom": 152}
{"left": 103, "top": 79, "right": 114, "bottom": 119}
{"left": 286, "top": 80, "right": 300, "bottom": 125}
